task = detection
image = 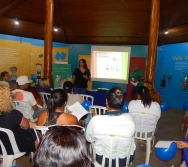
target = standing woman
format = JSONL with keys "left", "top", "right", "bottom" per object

{"left": 72, "top": 59, "right": 91, "bottom": 94}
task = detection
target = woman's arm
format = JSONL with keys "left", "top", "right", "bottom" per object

{"left": 29, "top": 121, "right": 37, "bottom": 128}
{"left": 20, "top": 117, "right": 30, "bottom": 129}
{"left": 72, "top": 75, "right": 76, "bottom": 84}
{"left": 37, "top": 111, "right": 47, "bottom": 126}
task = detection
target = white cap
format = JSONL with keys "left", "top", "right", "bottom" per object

{"left": 16, "top": 76, "right": 33, "bottom": 85}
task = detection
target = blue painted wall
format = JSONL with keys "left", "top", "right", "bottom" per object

{"left": 155, "top": 43, "right": 188, "bottom": 109}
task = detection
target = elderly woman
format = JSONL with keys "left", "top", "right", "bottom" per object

{"left": 0, "top": 85, "right": 37, "bottom": 154}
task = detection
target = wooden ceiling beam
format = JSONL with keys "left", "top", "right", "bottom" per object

{"left": 0, "top": 0, "right": 24, "bottom": 16}
{"left": 55, "top": 0, "right": 67, "bottom": 43}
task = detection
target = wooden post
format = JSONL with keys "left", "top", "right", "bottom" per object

{"left": 146, "top": 0, "right": 160, "bottom": 83}
{"left": 44, "top": 0, "right": 54, "bottom": 86}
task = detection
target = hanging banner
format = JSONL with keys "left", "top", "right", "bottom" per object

{"left": 52, "top": 64, "right": 72, "bottom": 89}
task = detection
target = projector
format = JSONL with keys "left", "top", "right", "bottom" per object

{"left": 97, "top": 88, "right": 109, "bottom": 92}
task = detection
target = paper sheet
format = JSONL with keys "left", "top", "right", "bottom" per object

{"left": 130, "top": 81, "right": 138, "bottom": 86}
{"left": 67, "top": 101, "right": 88, "bottom": 120}
{"left": 155, "top": 141, "right": 174, "bottom": 148}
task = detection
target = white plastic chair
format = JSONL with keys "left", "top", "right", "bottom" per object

{"left": 33, "top": 126, "right": 49, "bottom": 143}
{"left": 38, "top": 92, "right": 51, "bottom": 108}
{"left": 90, "top": 134, "right": 135, "bottom": 167}
{"left": 89, "top": 105, "right": 107, "bottom": 117}
{"left": 33, "top": 125, "right": 85, "bottom": 143}
{"left": 80, "top": 94, "right": 94, "bottom": 105}
{"left": 182, "top": 110, "right": 188, "bottom": 130}
{"left": 130, "top": 112, "right": 159, "bottom": 165}
{"left": 13, "top": 100, "right": 37, "bottom": 122}
{"left": 0, "top": 128, "right": 26, "bottom": 167}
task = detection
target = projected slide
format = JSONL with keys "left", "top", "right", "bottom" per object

{"left": 91, "top": 46, "right": 131, "bottom": 84}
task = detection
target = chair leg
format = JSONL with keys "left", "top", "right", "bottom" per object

{"left": 30, "top": 152, "right": 34, "bottom": 162}
{"left": 185, "top": 128, "right": 188, "bottom": 138}
{"left": 145, "top": 139, "right": 151, "bottom": 165}
{"left": 3, "top": 156, "right": 14, "bottom": 167}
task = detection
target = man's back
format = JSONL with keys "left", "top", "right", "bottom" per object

{"left": 86, "top": 113, "right": 136, "bottom": 158}
{"left": 12, "top": 89, "right": 37, "bottom": 118}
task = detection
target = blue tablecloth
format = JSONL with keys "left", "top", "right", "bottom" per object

{"left": 87, "top": 90, "right": 126, "bottom": 107}
{"left": 87, "top": 91, "right": 108, "bottom": 107}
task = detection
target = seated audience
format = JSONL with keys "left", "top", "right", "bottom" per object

{"left": 128, "top": 86, "right": 161, "bottom": 118}
{"left": 38, "top": 78, "right": 53, "bottom": 93}
{"left": 63, "top": 80, "right": 83, "bottom": 105}
{"left": 32, "top": 125, "right": 92, "bottom": 167}
{"left": 0, "top": 85, "right": 37, "bottom": 155}
{"left": 36, "top": 89, "right": 79, "bottom": 126}
{"left": 0, "top": 71, "right": 10, "bottom": 87}
{"left": 12, "top": 75, "right": 43, "bottom": 120}
{"left": 86, "top": 87, "right": 136, "bottom": 167}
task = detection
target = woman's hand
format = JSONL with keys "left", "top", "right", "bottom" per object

{"left": 83, "top": 74, "right": 89, "bottom": 80}
{"left": 176, "top": 141, "right": 188, "bottom": 149}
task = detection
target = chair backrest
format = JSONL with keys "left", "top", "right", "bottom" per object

{"left": 13, "top": 100, "right": 36, "bottom": 122}
{"left": 90, "top": 134, "right": 135, "bottom": 167}
{"left": 80, "top": 94, "right": 94, "bottom": 105}
{"left": 33, "top": 125, "right": 85, "bottom": 143}
{"left": 89, "top": 105, "right": 107, "bottom": 117}
{"left": 0, "top": 128, "right": 22, "bottom": 155}
{"left": 0, "top": 128, "right": 26, "bottom": 167}
{"left": 38, "top": 92, "right": 51, "bottom": 108}
{"left": 129, "top": 112, "right": 159, "bottom": 140}
{"left": 33, "top": 126, "right": 49, "bottom": 143}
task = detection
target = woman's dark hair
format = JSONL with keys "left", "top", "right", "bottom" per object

{"left": 47, "top": 89, "right": 68, "bottom": 124}
{"left": 106, "top": 87, "right": 124, "bottom": 110}
{"left": 79, "top": 59, "right": 88, "bottom": 69}
{"left": 0, "top": 71, "right": 8, "bottom": 80}
{"left": 137, "top": 86, "right": 152, "bottom": 108}
{"left": 33, "top": 126, "right": 92, "bottom": 167}
{"left": 63, "top": 81, "right": 73, "bottom": 93}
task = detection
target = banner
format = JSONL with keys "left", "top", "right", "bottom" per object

{"left": 52, "top": 64, "right": 72, "bottom": 89}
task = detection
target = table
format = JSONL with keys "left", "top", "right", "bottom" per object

{"left": 87, "top": 90, "right": 108, "bottom": 107}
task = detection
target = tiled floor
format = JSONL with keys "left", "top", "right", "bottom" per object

{"left": 17, "top": 107, "right": 186, "bottom": 167}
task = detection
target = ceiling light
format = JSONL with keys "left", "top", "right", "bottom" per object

{"left": 54, "top": 28, "right": 59, "bottom": 32}
{"left": 165, "top": 29, "right": 168, "bottom": 35}
{"left": 14, "top": 20, "right": 19, "bottom": 25}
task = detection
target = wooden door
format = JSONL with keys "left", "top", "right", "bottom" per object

{"left": 126, "top": 57, "right": 146, "bottom": 101}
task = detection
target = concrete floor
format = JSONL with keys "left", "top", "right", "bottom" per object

{"left": 16, "top": 107, "right": 186, "bottom": 167}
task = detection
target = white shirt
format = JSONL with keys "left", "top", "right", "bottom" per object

{"left": 86, "top": 113, "right": 136, "bottom": 158}
{"left": 128, "top": 100, "right": 161, "bottom": 118}
{"left": 12, "top": 89, "right": 37, "bottom": 117}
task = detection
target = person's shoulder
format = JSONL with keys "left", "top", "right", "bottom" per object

{"left": 151, "top": 101, "right": 161, "bottom": 107}
{"left": 38, "top": 110, "right": 47, "bottom": 117}
{"left": 128, "top": 100, "right": 139, "bottom": 106}
{"left": 9, "top": 109, "right": 23, "bottom": 117}
{"left": 61, "top": 113, "right": 78, "bottom": 120}
{"left": 90, "top": 115, "right": 107, "bottom": 123}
